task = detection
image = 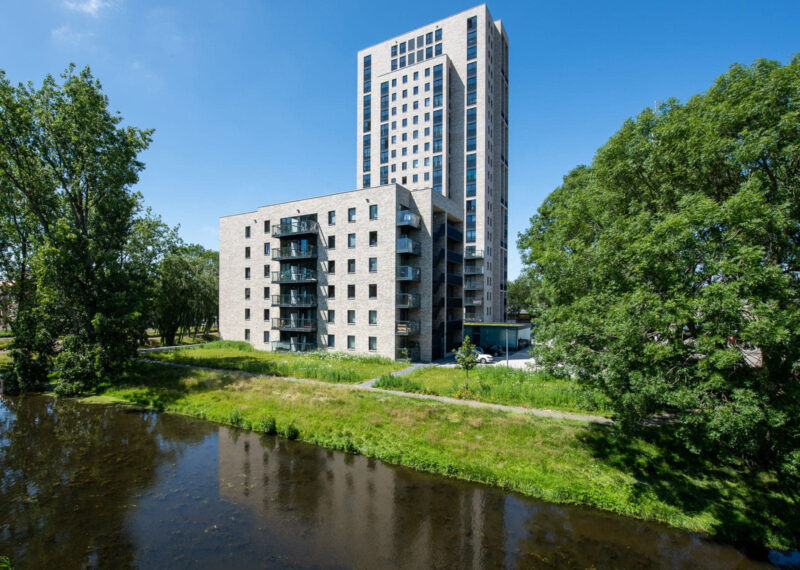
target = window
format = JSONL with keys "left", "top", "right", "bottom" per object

{"left": 328, "top": 260, "right": 335, "bottom": 274}
{"left": 426, "top": 31, "right": 433, "bottom": 45}
{"left": 244, "top": 329, "right": 250, "bottom": 341}
{"left": 413, "top": 70, "right": 419, "bottom": 80}
{"left": 435, "top": 28, "right": 442, "bottom": 41}
{"left": 328, "top": 235, "right": 336, "bottom": 249}
{"left": 369, "top": 284, "right": 377, "bottom": 299}
{"left": 263, "top": 331, "right": 269, "bottom": 343}
{"left": 348, "top": 207, "right": 356, "bottom": 222}
{"left": 348, "top": 259, "right": 356, "bottom": 273}
{"left": 263, "top": 286, "right": 270, "bottom": 299}
{"left": 264, "top": 220, "right": 270, "bottom": 233}
{"left": 363, "top": 174, "right": 371, "bottom": 188}
{"left": 369, "top": 204, "right": 378, "bottom": 219}
{"left": 244, "top": 267, "right": 251, "bottom": 279}
{"left": 391, "top": 45, "right": 397, "bottom": 57}
{"left": 328, "top": 285, "right": 335, "bottom": 299}
{"left": 245, "top": 226, "right": 251, "bottom": 238}
{"left": 244, "top": 288, "right": 250, "bottom": 299}
{"left": 327, "top": 310, "right": 335, "bottom": 323}
{"left": 369, "top": 231, "right": 377, "bottom": 246}
{"left": 245, "top": 308, "right": 250, "bottom": 320}
{"left": 264, "top": 308, "right": 270, "bottom": 320}
{"left": 347, "top": 335, "right": 355, "bottom": 350}
{"left": 347, "top": 284, "right": 355, "bottom": 299}
{"left": 264, "top": 264, "right": 270, "bottom": 277}
{"left": 328, "top": 335, "right": 335, "bottom": 348}
{"left": 435, "top": 43, "right": 442, "bottom": 56}
{"left": 264, "top": 242, "right": 270, "bottom": 255}
{"left": 369, "top": 310, "right": 377, "bottom": 325}
{"left": 328, "top": 210, "right": 336, "bottom": 225}
{"left": 245, "top": 247, "right": 251, "bottom": 259}
{"left": 348, "top": 233, "right": 356, "bottom": 248}
{"left": 369, "top": 257, "right": 377, "bottom": 272}
{"left": 368, "top": 337, "right": 377, "bottom": 351}
{"left": 348, "top": 310, "right": 356, "bottom": 324}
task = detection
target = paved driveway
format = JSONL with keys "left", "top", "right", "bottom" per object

{"left": 434, "top": 348, "right": 536, "bottom": 369}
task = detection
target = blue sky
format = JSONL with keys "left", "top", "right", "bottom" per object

{"left": 1, "top": 1, "right": 798, "bottom": 279}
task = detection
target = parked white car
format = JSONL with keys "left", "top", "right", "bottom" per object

{"left": 473, "top": 349, "right": 494, "bottom": 364}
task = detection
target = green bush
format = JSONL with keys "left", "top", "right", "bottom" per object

{"left": 256, "top": 416, "right": 277, "bottom": 434}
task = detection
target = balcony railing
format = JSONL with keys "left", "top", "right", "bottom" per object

{"left": 464, "top": 264, "right": 484, "bottom": 275}
{"left": 447, "top": 273, "right": 463, "bottom": 287}
{"left": 464, "top": 249, "right": 484, "bottom": 259}
{"left": 271, "top": 340, "right": 317, "bottom": 353}
{"left": 395, "top": 320, "right": 420, "bottom": 336}
{"left": 272, "top": 220, "right": 319, "bottom": 238}
{"left": 272, "top": 317, "right": 316, "bottom": 331}
{"left": 271, "top": 269, "right": 317, "bottom": 283}
{"left": 396, "top": 266, "right": 421, "bottom": 281}
{"left": 464, "top": 278, "right": 484, "bottom": 290}
{"left": 447, "top": 225, "right": 463, "bottom": 243}
{"left": 271, "top": 294, "right": 317, "bottom": 307}
{"left": 448, "top": 297, "right": 463, "bottom": 308}
{"left": 397, "top": 237, "right": 421, "bottom": 255}
{"left": 446, "top": 249, "right": 463, "bottom": 264}
{"left": 465, "top": 296, "right": 484, "bottom": 306}
{"left": 396, "top": 293, "right": 421, "bottom": 308}
{"left": 396, "top": 210, "right": 421, "bottom": 228}
{"left": 272, "top": 245, "right": 317, "bottom": 260}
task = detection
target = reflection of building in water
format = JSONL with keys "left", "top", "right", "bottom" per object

{"left": 217, "top": 428, "right": 508, "bottom": 568}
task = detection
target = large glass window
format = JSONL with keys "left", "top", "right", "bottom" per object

{"left": 369, "top": 204, "right": 378, "bottom": 219}
{"left": 348, "top": 310, "right": 356, "bottom": 324}
{"left": 347, "top": 284, "right": 355, "bottom": 299}
{"left": 348, "top": 233, "right": 356, "bottom": 248}
{"left": 328, "top": 335, "right": 335, "bottom": 348}
{"left": 348, "top": 259, "right": 356, "bottom": 273}
{"left": 369, "top": 257, "right": 377, "bottom": 272}
{"left": 328, "top": 210, "right": 335, "bottom": 225}
{"left": 369, "top": 311, "right": 377, "bottom": 325}
{"left": 348, "top": 208, "right": 356, "bottom": 222}
{"left": 369, "top": 337, "right": 377, "bottom": 351}
{"left": 347, "top": 336, "right": 355, "bottom": 350}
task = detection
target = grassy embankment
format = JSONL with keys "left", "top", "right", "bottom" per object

{"left": 144, "top": 341, "right": 406, "bottom": 383}
{"left": 376, "top": 365, "right": 611, "bottom": 416}
{"left": 140, "top": 331, "right": 220, "bottom": 348}
{"left": 90, "top": 359, "right": 797, "bottom": 550}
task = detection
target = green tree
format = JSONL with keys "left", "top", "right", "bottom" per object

{"left": 506, "top": 276, "right": 531, "bottom": 320}
{"left": 518, "top": 56, "right": 800, "bottom": 481}
{"left": 0, "top": 65, "right": 153, "bottom": 394}
{"left": 452, "top": 335, "right": 478, "bottom": 392}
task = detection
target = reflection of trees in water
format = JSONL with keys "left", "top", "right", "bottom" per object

{"left": 0, "top": 395, "right": 213, "bottom": 568}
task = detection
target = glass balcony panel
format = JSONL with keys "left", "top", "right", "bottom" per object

{"left": 396, "top": 211, "right": 421, "bottom": 228}
{"left": 395, "top": 320, "right": 420, "bottom": 335}
{"left": 272, "top": 219, "right": 319, "bottom": 237}
{"left": 271, "top": 340, "right": 317, "bottom": 352}
{"left": 397, "top": 237, "right": 421, "bottom": 255}
{"left": 395, "top": 293, "right": 421, "bottom": 308}
{"left": 272, "top": 317, "right": 316, "bottom": 331}
{"left": 272, "top": 244, "right": 317, "bottom": 260}
{"left": 396, "top": 266, "right": 421, "bottom": 281}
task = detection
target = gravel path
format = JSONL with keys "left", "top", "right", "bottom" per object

{"left": 138, "top": 358, "right": 613, "bottom": 425}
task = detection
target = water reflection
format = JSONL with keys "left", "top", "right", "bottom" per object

{"left": 0, "top": 396, "right": 774, "bottom": 569}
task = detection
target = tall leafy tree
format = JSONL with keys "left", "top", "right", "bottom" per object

{"left": 518, "top": 56, "right": 800, "bottom": 481}
{"left": 0, "top": 65, "right": 154, "bottom": 394}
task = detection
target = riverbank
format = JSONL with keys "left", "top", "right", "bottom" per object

{"left": 91, "top": 360, "right": 797, "bottom": 551}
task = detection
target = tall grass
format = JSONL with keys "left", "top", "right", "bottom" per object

{"left": 145, "top": 341, "right": 405, "bottom": 383}
{"left": 382, "top": 365, "right": 610, "bottom": 415}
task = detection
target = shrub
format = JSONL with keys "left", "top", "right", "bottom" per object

{"left": 284, "top": 424, "right": 299, "bottom": 440}
{"left": 256, "top": 416, "right": 277, "bottom": 434}
{"left": 227, "top": 408, "right": 243, "bottom": 426}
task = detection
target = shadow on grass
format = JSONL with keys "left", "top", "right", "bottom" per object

{"left": 578, "top": 423, "right": 799, "bottom": 554}
{"left": 106, "top": 360, "right": 246, "bottom": 411}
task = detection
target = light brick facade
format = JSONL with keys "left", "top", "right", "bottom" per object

{"left": 219, "top": 185, "right": 462, "bottom": 361}
{"left": 356, "top": 4, "right": 510, "bottom": 322}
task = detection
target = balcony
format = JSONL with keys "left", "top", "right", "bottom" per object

{"left": 397, "top": 237, "right": 421, "bottom": 255}
{"left": 465, "top": 296, "right": 484, "bottom": 306}
{"left": 272, "top": 219, "right": 319, "bottom": 238}
{"left": 272, "top": 340, "right": 317, "bottom": 353}
{"left": 271, "top": 294, "right": 317, "bottom": 307}
{"left": 396, "top": 345, "right": 420, "bottom": 361}
{"left": 396, "top": 293, "right": 421, "bottom": 308}
{"left": 397, "top": 266, "right": 421, "bottom": 281}
{"left": 272, "top": 317, "right": 316, "bottom": 331}
{"left": 447, "top": 224, "right": 463, "bottom": 243}
{"left": 464, "top": 264, "right": 484, "bottom": 275}
{"left": 464, "top": 277, "right": 484, "bottom": 290}
{"left": 447, "top": 272, "right": 463, "bottom": 287}
{"left": 395, "top": 320, "right": 420, "bottom": 336}
{"left": 272, "top": 244, "right": 317, "bottom": 260}
{"left": 446, "top": 249, "right": 463, "bottom": 264}
{"left": 396, "top": 210, "right": 421, "bottom": 228}
{"left": 271, "top": 269, "right": 317, "bottom": 283}
{"left": 464, "top": 249, "right": 484, "bottom": 259}
{"left": 447, "top": 297, "right": 463, "bottom": 308}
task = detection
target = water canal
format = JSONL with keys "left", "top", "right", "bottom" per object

{"left": 0, "top": 395, "right": 784, "bottom": 568}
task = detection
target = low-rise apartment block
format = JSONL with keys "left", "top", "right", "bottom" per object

{"left": 219, "top": 185, "right": 463, "bottom": 361}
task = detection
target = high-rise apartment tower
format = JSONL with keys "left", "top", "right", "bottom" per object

{"left": 356, "top": 4, "right": 509, "bottom": 321}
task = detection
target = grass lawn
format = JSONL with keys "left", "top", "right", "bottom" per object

{"left": 93, "top": 360, "right": 797, "bottom": 551}
{"left": 375, "top": 365, "right": 611, "bottom": 416}
{"left": 143, "top": 340, "right": 407, "bottom": 383}
{"left": 0, "top": 338, "right": 12, "bottom": 350}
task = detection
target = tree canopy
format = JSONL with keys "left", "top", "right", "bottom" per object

{"left": 518, "top": 56, "right": 800, "bottom": 481}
